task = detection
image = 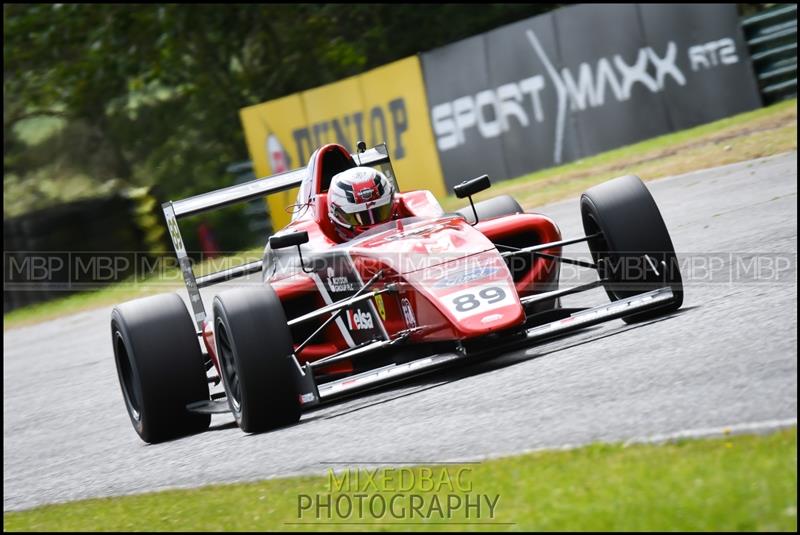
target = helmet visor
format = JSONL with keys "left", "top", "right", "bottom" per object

{"left": 356, "top": 203, "right": 393, "bottom": 226}
{"left": 336, "top": 203, "right": 393, "bottom": 227}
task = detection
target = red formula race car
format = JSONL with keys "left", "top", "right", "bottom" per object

{"left": 111, "top": 142, "right": 683, "bottom": 443}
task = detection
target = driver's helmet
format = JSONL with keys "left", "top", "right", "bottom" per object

{"left": 328, "top": 166, "right": 395, "bottom": 240}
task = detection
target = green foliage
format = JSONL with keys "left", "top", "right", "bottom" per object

{"left": 3, "top": 4, "right": 559, "bottom": 215}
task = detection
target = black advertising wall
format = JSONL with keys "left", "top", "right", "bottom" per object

{"left": 484, "top": 12, "right": 582, "bottom": 180}
{"left": 554, "top": 4, "right": 674, "bottom": 158}
{"left": 421, "top": 3, "right": 762, "bottom": 189}
{"left": 638, "top": 3, "right": 762, "bottom": 131}
{"left": 421, "top": 35, "right": 509, "bottom": 188}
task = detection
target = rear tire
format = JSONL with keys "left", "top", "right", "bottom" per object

{"left": 580, "top": 175, "right": 683, "bottom": 323}
{"left": 111, "top": 293, "right": 211, "bottom": 443}
{"left": 456, "top": 194, "right": 523, "bottom": 224}
{"left": 213, "top": 285, "right": 301, "bottom": 433}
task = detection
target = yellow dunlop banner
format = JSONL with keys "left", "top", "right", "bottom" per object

{"left": 239, "top": 93, "right": 306, "bottom": 228}
{"left": 240, "top": 56, "right": 445, "bottom": 230}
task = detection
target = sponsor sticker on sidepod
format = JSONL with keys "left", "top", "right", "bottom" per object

{"left": 401, "top": 298, "right": 417, "bottom": 328}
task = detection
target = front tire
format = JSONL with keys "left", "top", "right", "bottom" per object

{"left": 111, "top": 293, "right": 211, "bottom": 443}
{"left": 580, "top": 175, "right": 683, "bottom": 323}
{"left": 213, "top": 285, "right": 301, "bottom": 433}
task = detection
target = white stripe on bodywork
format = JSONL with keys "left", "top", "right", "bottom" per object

{"left": 309, "top": 270, "right": 357, "bottom": 348}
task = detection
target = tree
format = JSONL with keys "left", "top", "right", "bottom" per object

{"left": 4, "top": 3, "right": 559, "bottom": 203}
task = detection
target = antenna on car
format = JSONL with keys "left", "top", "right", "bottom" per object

{"left": 355, "top": 140, "right": 367, "bottom": 166}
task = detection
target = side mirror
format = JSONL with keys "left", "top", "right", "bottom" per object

{"left": 454, "top": 174, "right": 490, "bottom": 199}
{"left": 454, "top": 175, "right": 490, "bottom": 225}
{"left": 269, "top": 231, "right": 312, "bottom": 273}
{"left": 356, "top": 140, "right": 367, "bottom": 153}
{"left": 269, "top": 231, "right": 309, "bottom": 250}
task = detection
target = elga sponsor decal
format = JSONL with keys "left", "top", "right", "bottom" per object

{"left": 347, "top": 308, "right": 375, "bottom": 331}
{"left": 401, "top": 298, "right": 417, "bottom": 328}
{"left": 434, "top": 265, "right": 500, "bottom": 288}
{"left": 313, "top": 253, "right": 387, "bottom": 345}
{"left": 325, "top": 266, "right": 358, "bottom": 293}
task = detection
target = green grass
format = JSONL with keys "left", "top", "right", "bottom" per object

{"left": 4, "top": 429, "right": 795, "bottom": 531}
{"left": 4, "top": 98, "right": 797, "bottom": 329}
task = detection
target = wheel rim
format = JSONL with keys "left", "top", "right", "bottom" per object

{"left": 113, "top": 330, "right": 141, "bottom": 422}
{"left": 215, "top": 318, "right": 242, "bottom": 412}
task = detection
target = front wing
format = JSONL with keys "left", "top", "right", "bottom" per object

{"left": 297, "top": 286, "right": 674, "bottom": 407}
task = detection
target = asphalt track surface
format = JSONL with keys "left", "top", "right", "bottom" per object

{"left": 4, "top": 153, "right": 797, "bottom": 511}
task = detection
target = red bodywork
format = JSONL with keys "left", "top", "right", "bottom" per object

{"left": 202, "top": 144, "right": 562, "bottom": 377}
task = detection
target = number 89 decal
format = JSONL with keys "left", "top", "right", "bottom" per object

{"left": 445, "top": 285, "right": 516, "bottom": 320}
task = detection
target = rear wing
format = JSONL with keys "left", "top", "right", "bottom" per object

{"left": 162, "top": 143, "right": 393, "bottom": 330}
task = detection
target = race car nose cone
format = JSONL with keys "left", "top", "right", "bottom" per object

{"left": 481, "top": 313, "right": 504, "bottom": 324}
